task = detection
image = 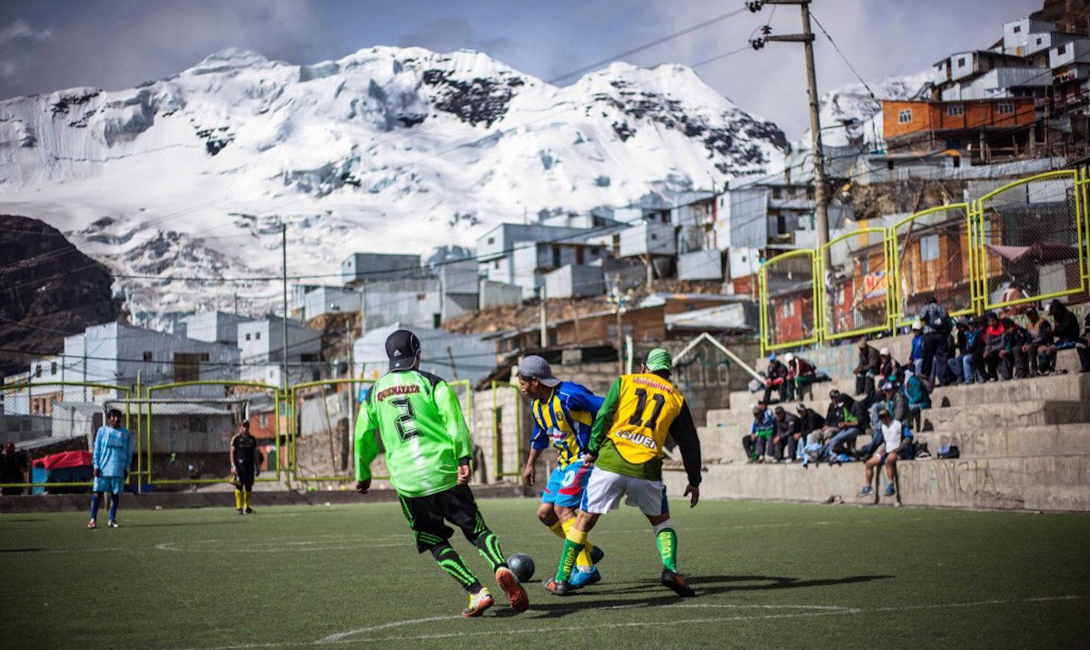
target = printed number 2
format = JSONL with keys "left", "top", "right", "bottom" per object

{"left": 390, "top": 397, "right": 418, "bottom": 442}
{"left": 626, "top": 388, "right": 666, "bottom": 430}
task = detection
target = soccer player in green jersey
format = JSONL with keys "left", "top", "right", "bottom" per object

{"left": 355, "top": 329, "right": 529, "bottom": 617}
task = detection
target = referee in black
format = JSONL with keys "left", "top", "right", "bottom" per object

{"left": 230, "top": 420, "right": 262, "bottom": 514}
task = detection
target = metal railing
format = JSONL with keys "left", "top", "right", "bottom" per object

{"left": 760, "top": 168, "right": 1090, "bottom": 356}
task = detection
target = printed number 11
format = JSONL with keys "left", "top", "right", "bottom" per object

{"left": 627, "top": 388, "right": 666, "bottom": 430}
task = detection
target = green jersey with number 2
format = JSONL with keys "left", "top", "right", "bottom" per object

{"left": 354, "top": 369, "right": 473, "bottom": 497}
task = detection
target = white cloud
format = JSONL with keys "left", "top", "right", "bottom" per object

{"left": 0, "top": 18, "right": 52, "bottom": 45}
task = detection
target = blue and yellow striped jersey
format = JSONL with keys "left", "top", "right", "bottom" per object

{"left": 529, "top": 381, "right": 604, "bottom": 469}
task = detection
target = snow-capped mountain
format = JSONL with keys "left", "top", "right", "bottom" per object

{"left": 802, "top": 70, "right": 933, "bottom": 149}
{"left": 0, "top": 46, "right": 787, "bottom": 322}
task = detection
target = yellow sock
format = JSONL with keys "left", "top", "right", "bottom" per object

{"left": 561, "top": 518, "right": 594, "bottom": 568}
{"left": 548, "top": 520, "right": 566, "bottom": 540}
{"left": 234, "top": 490, "right": 242, "bottom": 510}
{"left": 243, "top": 491, "right": 251, "bottom": 509}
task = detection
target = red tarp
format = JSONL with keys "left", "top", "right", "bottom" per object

{"left": 32, "top": 450, "right": 92, "bottom": 470}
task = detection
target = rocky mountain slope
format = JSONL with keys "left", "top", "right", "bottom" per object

{"left": 0, "top": 215, "right": 120, "bottom": 376}
{"left": 0, "top": 46, "right": 787, "bottom": 322}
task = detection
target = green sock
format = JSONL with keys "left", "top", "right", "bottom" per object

{"left": 656, "top": 526, "right": 678, "bottom": 572}
{"left": 473, "top": 530, "right": 506, "bottom": 572}
{"left": 430, "top": 543, "right": 481, "bottom": 593}
{"left": 555, "top": 529, "right": 586, "bottom": 582}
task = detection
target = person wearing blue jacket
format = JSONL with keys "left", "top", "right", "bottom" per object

{"left": 89, "top": 409, "right": 132, "bottom": 530}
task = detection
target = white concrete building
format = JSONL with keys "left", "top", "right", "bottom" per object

{"left": 238, "top": 317, "right": 322, "bottom": 388}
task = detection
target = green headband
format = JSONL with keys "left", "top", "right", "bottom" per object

{"left": 645, "top": 348, "right": 672, "bottom": 372}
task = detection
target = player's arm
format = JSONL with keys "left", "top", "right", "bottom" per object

{"left": 228, "top": 434, "right": 238, "bottom": 473}
{"left": 523, "top": 420, "right": 547, "bottom": 486}
{"left": 354, "top": 392, "right": 379, "bottom": 492}
{"left": 669, "top": 402, "right": 702, "bottom": 507}
{"left": 92, "top": 426, "right": 105, "bottom": 477}
{"left": 434, "top": 381, "right": 473, "bottom": 464}
{"left": 586, "top": 378, "right": 622, "bottom": 464}
{"left": 565, "top": 384, "right": 605, "bottom": 416}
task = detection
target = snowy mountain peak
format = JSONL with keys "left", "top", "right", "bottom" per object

{"left": 0, "top": 45, "right": 786, "bottom": 322}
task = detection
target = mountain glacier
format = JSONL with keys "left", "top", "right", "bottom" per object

{"left": 0, "top": 46, "right": 787, "bottom": 322}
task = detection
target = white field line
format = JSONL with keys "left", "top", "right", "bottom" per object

{"left": 165, "top": 595, "right": 1084, "bottom": 650}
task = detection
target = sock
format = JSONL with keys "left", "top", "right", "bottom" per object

{"left": 234, "top": 490, "right": 242, "bottom": 510}
{"left": 430, "top": 543, "right": 482, "bottom": 593}
{"left": 90, "top": 493, "right": 102, "bottom": 520}
{"left": 555, "top": 529, "right": 586, "bottom": 582}
{"left": 653, "top": 520, "right": 678, "bottom": 572}
{"left": 560, "top": 517, "right": 594, "bottom": 568}
{"left": 473, "top": 530, "right": 506, "bottom": 573}
{"left": 108, "top": 493, "right": 119, "bottom": 521}
{"left": 243, "top": 490, "right": 252, "bottom": 509}
{"left": 547, "top": 520, "right": 566, "bottom": 540}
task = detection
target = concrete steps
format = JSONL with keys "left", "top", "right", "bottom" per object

{"left": 665, "top": 454, "right": 1090, "bottom": 512}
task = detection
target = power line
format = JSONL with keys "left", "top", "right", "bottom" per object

{"left": 809, "top": 10, "right": 878, "bottom": 102}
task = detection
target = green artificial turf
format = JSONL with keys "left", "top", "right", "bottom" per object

{"left": 2, "top": 498, "right": 1088, "bottom": 650}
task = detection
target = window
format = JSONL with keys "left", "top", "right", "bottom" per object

{"left": 493, "top": 259, "right": 500, "bottom": 270}
{"left": 920, "top": 234, "right": 940, "bottom": 261}
{"left": 50, "top": 362, "right": 57, "bottom": 375}
{"left": 1058, "top": 44, "right": 1067, "bottom": 55}
{"left": 898, "top": 109, "right": 913, "bottom": 124}
{"left": 173, "top": 352, "right": 201, "bottom": 382}
{"left": 1035, "top": 38, "right": 1042, "bottom": 46}
{"left": 947, "top": 104, "right": 964, "bottom": 116}
{"left": 35, "top": 365, "right": 42, "bottom": 377}
{"left": 200, "top": 352, "right": 210, "bottom": 362}
{"left": 552, "top": 246, "right": 561, "bottom": 268}
{"left": 487, "top": 237, "right": 494, "bottom": 245}
{"left": 998, "top": 103, "right": 1014, "bottom": 114}
{"left": 245, "top": 333, "right": 251, "bottom": 341}
{"left": 957, "top": 57, "right": 966, "bottom": 67}
{"left": 1013, "top": 24, "right": 1021, "bottom": 33}
{"left": 143, "top": 351, "right": 153, "bottom": 362}
{"left": 255, "top": 332, "right": 261, "bottom": 340}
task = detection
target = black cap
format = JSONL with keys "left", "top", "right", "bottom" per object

{"left": 385, "top": 329, "right": 421, "bottom": 370}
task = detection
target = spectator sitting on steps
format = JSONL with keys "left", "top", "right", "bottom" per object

{"left": 772, "top": 406, "right": 801, "bottom": 463}
{"left": 763, "top": 355, "right": 791, "bottom": 404}
{"left": 858, "top": 408, "right": 905, "bottom": 499}
{"left": 1046, "top": 299, "right": 1090, "bottom": 373}
{"left": 819, "top": 393, "right": 867, "bottom": 462}
{"left": 1023, "top": 307, "right": 1054, "bottom": 376}
{"left": 795, "top": 403, "right": 825, "bottom": 461}
{"left": 853, "top": 339, "right": 881, "bottom": 398}
{"left": 1001, "top": 317, "right": 1031, "bottom": 379}
{"left": 783, "top": 352, "right": 816, "bottom": 402}
{"left": 903, "top": 369, "right": 931, "bottom": 431}
{"left": 743, "top": 403, "right": 777, "bottom": 463}
{"left": 877, "top": 347, "right": 900, "bottom": 383}
{"left": 868, "top": 381, "right": 909, "bottom": 441}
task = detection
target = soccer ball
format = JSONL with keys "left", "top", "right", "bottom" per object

{"left": 506, "top": 553, "right": 535, "bottom": 583}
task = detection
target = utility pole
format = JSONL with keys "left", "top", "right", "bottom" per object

{"left": 281, "top": 223, "right": 289, "bottom": 391}
{"left": 539, "top": 284, "right": 548, "bottom": 348}
{"left": 748, "top": 0, "right": 829, "bottom": 246}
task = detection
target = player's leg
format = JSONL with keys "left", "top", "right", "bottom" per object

{"left": 444, "top": 484, "right": 528, "bottom": 613}
{"left": 546, "top": 468, "right": 618, "bottom": 594}
{"left": 89, "top": 490, "right": 104, "bottom": 528}
{"left": 107, "top": 482, "right": 121, "bottom": 526}
{"left": 639, "top": 481, "right": 696, "bottom": 597}
{"left": 554, "top": 461, "right": 598, "bottom": 568}
{"left": 539, "top": 468, "right": 565, "bottom": 540}
{"left": 241, "top": 464, "right": 256, "bottom": 513}
{"left": 860, "top": 454, "right": 880, "bottom": 496}
{"left": 398, "top": 491, "right": 493, "bottom": 615}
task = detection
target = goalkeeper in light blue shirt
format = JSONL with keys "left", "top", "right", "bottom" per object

{"left": 89, "top": 409, "right": 132, "bottom": 530}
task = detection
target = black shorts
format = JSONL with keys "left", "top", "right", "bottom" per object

{"left": 398, "top": 484, "right": 487, "bottom": 553}
{"left": 234, "top": 462, "right": 255, "bottom": 488}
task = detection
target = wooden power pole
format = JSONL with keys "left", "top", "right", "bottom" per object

{"left": 748, "top": 0, "right": 829, "bottom": 247}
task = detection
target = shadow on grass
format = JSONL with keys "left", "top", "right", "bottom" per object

{"left": 0, "top": 548, "right": 42, "bottom": 553}
{"left": 524, "top": 574, "right": 892, "bottom": 618}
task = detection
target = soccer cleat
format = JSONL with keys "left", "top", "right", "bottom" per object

{"left": 107, "top": 520, "right": 119, "bottom": 528}
{"left": 542, "top": 576, "right": 573, "bottom": 596}
{"left": 244, "top": 507, "right": 255, "bottom": 514}
{"left": 87, "top": 519, "right": 97, "bottom": 530}
{"left": 461, "top": 587, "right": 495, "bottom": 618}
{"left": 661, "top": 569, "right": 697, "bottom": 597}
{"left": 237, "top": 508, "right": 244, "bottom": 515}
{"left": 495, "top": 567, "right": 529, "bottom": 612}
{"left": 569, "top": 566, "right": 601, "bottom": 588}
{"left": 590, "top": 545, "right": 605, "bottom": 564}
{"left": 884, "top": 483, "right": 896, "bottom": 497}
{"left": 858, "top": 485, "right": 873, "bottom": 497}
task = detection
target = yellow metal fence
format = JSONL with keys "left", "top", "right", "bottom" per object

{"left": 760, "top": 168, "right": 1090, "bottom": 355}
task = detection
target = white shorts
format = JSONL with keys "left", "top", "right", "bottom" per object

{"left": 581, "top": 468, "right": 669, "bottom": 516}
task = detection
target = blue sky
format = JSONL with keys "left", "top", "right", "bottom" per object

{"left": 0, "top": 0, "right": 1045, "bottom": 137}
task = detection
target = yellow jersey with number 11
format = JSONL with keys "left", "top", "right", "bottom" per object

{"left": 606, "top": 373, "right": 686, "bottom": 464}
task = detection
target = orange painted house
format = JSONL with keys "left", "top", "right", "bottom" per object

{"left": 883, "top": 98, "right": 1037, "bottom": 140}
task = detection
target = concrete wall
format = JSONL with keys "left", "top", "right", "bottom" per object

{"left": 361, "top": 278, "right": 442, "bottom": 330}
{"left": 480, "top": 280, "right": 523, "bottom": 308}
{"left": 678, "top": 250, "right": 723, "bottom": 280}
{"left": 545, "top": 264, "right": 605, "bottom": 299}
{"left": 341, "top": 253, "right": 423, "bottom": 285}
